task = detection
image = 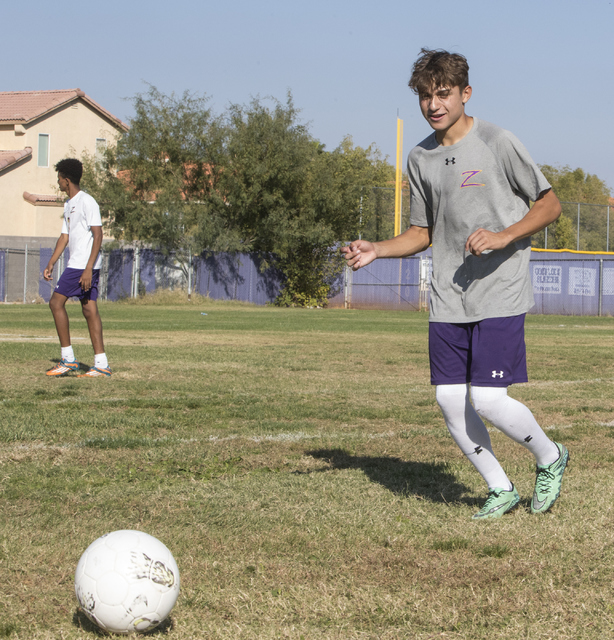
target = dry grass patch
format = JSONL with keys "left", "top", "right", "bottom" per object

{"left": 0, "top": 304, "right": 613, "bottom": 638}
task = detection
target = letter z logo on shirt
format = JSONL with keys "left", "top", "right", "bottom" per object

{"left": 461, "top": 170, "right": 485, "bottom": 188}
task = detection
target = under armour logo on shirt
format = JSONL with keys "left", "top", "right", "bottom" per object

{"left": 445, "top": 157, "right": 456, "bottom": 165}
{"left": 491, "top": 370, "right": 504, "bottom": 378}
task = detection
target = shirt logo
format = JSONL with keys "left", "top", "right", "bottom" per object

{"left": 445, "top": 157, "right": 455, "bottom": 165}
{"left": 461, "top": 170, "right": 485, "bottom": 188}
{"left": 491, "top": 370, "right": 504, "bottom": 378}
{"left": 66, "top": 205, "right": 76, "bottom": 232}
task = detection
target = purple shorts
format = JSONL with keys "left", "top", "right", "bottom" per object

{"left": 54, "top": 267, "right": 100, "bottom": 301}
{"left": 429, "top": 315, "right": 528, "bottom": 387}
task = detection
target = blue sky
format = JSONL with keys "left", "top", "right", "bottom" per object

{"left": 7, "top": 0, "right": 614, "bottom": 193}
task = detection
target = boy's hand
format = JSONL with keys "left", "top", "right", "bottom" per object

{"left": 43, "top": 264, "right": 54, "bottom": 281}
{"left": 341, "top": 240, "right": 377, "bottom": 271}
{"left": 80, "top": 267, "right": 93, "bottom": 291}
{"left": 465, "top": 228, "right": 510, "bottom": 256}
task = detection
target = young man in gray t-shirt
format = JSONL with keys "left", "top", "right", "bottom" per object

{"left": 342, "top": 48, "right": 568, "bottom": 519}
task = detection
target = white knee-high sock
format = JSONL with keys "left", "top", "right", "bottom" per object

{"left": 470, "top": 386, "right": 559, "bottom": 467}
{"left": 436, "top": 384, "right": 512, "bottom": 490}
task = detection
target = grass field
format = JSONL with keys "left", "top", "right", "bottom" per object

{"left": 0, "top": 295, "right": 613, "bottom": 639}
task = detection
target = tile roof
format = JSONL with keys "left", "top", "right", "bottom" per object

{"left": 0, "top": 89, "right": 128, "bottom": 130}
{"left": 23, "top": 191, "right": 64, "bottom": 205}
{"left": 0, "top": 147, "right": 32, "bottom": 171}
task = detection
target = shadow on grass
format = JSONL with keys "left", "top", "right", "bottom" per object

{"left": 72, "top": 609, "right": 174, "bottom": 635}
{"left": 306, "top": 448, "right": 474, "bottom": 505}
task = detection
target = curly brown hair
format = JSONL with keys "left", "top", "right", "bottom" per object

{"left": 408, "top": 48, "right": 469, "bottom": 96}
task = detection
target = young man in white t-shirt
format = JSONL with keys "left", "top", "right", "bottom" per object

{"left": 43, "top": 158, "right": 111, "bottom": 377}
{"left": 342, "top": 49, "right": 568, "bottom": 519}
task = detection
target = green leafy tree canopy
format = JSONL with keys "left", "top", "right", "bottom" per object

{"left": 83, "top": 87, "right": 396, "bottom": 305}
{"left": 539, "top": 164, "right": 611, "bottom": 204}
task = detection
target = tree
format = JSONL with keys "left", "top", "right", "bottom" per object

{"left": 82, "top": 85, "right": 225, "bottom": 286}
{"left": 539, "top": 165, "right": 611, "bottom": 204}
{"left": 537, "top": 165, "right": 611, "bottom": 251}
{"left": 83, "top": 88, "right": 397, "bottom": 305}
{"left": 209, "top": 95, "right": 394, "bottom": 306}
{"left": 551, "top": 215, "right": 575, "bottom": 250}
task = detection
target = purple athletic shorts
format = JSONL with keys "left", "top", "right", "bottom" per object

{"left": 54, "top": 267, "right": 100, "bottom": 301}
{"left": 429, "top": 314, "right": 528, "bottom": 387}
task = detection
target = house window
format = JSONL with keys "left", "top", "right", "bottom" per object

{"left": 95, "top": 138, "right": 107, "bottom": 162}
{"left": 38, "top": 134, "right": 50, "bottom": 167}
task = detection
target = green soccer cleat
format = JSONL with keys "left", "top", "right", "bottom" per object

{"left": 472, "top": 485, "right": 520, "bottom": 520}
{"left": 531, "top": 442, "right": 569, "bottom": 514}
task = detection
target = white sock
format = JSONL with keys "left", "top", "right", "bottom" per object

{"left": 61, "top": 346, "right": 75, "bottom": 362}
{"left": 94, "top": 353, "right": 109, "bottom": 369}
{"left": 436, "top": 384, "right": 513, "bottom": 491}
{"left": 470, "top": 386, "right": 559, "bottom": 467}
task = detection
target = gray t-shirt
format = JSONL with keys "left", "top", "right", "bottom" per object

{"left": 408, "top": 117, "right": 551, "bottom": 323}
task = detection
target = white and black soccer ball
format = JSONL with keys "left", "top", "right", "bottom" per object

{"left": 74, "top": 530, "right": 180, "bottom": 635}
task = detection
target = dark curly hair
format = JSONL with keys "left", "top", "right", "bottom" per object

{"left": 55, "top": 158, "right": 83, "bottom": 186}
{"left": 408, "top": 48, "right": 469, "bottom": 96}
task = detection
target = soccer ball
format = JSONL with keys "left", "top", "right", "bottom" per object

{"left": 74, "top": 530, "right": 180, "bottom": 634}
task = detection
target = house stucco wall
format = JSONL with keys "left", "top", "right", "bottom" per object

{"left": 0, "top": 98, "right": 122, "bottom": 240}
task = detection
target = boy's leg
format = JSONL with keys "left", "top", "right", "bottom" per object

{"left": 469, "top": 315, "right": 568, "bottom": 513}
{"left": 436, "top": 384, "right": 513, "bottom": 491}
{"left": 470, "top": 386, "right": 559, "bottom": 465}
{"left": 80, "top": 299, "right": 105, "bottom": 355}
{"left": 49, "top": 291, "right": 71, "bottom": 348}
{"left": 430, "top": 323, "right": 519, "bottom": 519}
{"left": 47, "top": 291, "right": 79, "bottom": 376}
{"left": 471, "top": 386, "right": 568, "bottom": 514}
{"left": 468, "top": 315, "right": 560, "bottom": 465}
{"left": 79, "top": 297, "right": 110, "bottom": 376}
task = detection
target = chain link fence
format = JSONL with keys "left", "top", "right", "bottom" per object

{"left": 1, "top": 195, "right": 612, "bottom": 314}
{"left": 328, "top": 252, "right": 614, "bottom": 316}
{"left": 2, "top": 245, "right": 613, "bottom": 316}
{"left": 532, "top": 202, "right": 612, "bottom": 252}
{"left": 359, "top": 187, "right": 411, "bottom": 241}
{"left": 0, "top": 246, "right": 283, "bottom": 306}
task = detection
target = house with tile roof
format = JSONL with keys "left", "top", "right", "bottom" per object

{"left": 0, "top": 89, "right": 128, "bottom": 247}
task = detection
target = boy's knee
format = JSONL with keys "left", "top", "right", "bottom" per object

{"left": 470, "top": 386, "right": 507, "bottom": 421}
{"left": 81, "top": 300, "right": 97, "bottom": 317}
{"left": 49, "top": 294, "right": 64, "bottom": 313}
{"left": 436, "top": 384, "right": 469, "bottom": 413}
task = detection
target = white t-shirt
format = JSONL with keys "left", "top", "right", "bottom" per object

{"left": 60, "top": 190, "right": 103, "bottom": 270}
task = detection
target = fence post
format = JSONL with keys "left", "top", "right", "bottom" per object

{"left": 344, "top": 265, "right": 352, "bottom": 309}
{"left": 131, "top": 246, "right": 140, "bottom": 298}
{"left": 607, "top": 206, "right": 610, "bottom": 253}
{"left": 598, "top": 259, "right": 603, "bottom": 317}
{"left": 23, "top": 244, "right": 28, "bottom": 303}
{"left": 576, "top": 203, "right": 580, "bottom": 251}
{"left": 3, "top": 249, "right": 7, "bottom": 302}
{"left": 188, "top": 248, "right": 192, "bottom": 301}
{"left": 101, "top": 251, "right": 108, "bottom": 301}
{"left": 419, "top": 256, "right": 430, "bottom": 312}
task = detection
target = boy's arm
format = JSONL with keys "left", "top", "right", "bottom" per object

{"left": 466, "top": 189, "right": 561, "bottom": 257}
{"left": 79, "top": 226, "right": 103, "bottom": 291}
{"left": 43, "top": 234, "right": 69, "bottom": 281}
{"left": 341, "top": 225, "right": 432, "bottom": 271}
